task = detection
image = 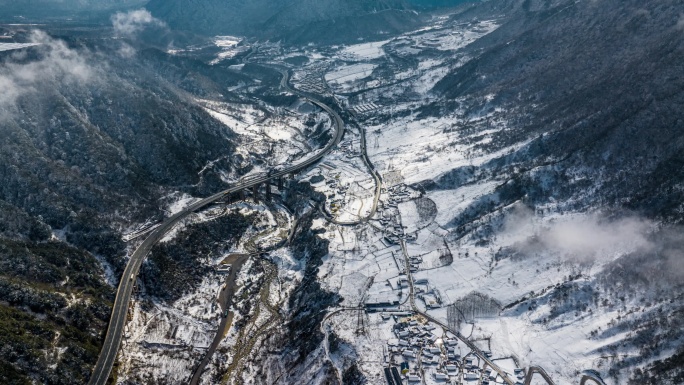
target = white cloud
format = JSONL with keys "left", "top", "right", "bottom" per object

{"left": 542, "top": 215, "right": 651, "bottom": 260}
{"left": 117, "top": 42, "right": 137, "bottom": 58}
{"left": 501, "top": 206, "right": 653, "bottom": 262}
{"left": 500, "top": 205, "right": 684, "bottom": 281}
{"left": 677, "top": 14, "right": 684, "bottom": 31}
{"left": 0, "top": 30, "right": 94, "bottom": 117}
{"left": 111, "top": 9, "right": 166, "bottom": 36}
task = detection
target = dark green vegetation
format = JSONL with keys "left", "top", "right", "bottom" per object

{"left": 0, "top": 34, "right": 252, "bottom": 244}
{"left": 447, "top": 292, "right": 501, "bottom": 324}
{"left": 283, "top": 182, "right": 339, "bottom": 362}
{"left": 285, "top": 210, "right": 339, "bottom": 362}
{"left": 0, "top": 239, "right": 114, "bottom": 385}
{"left": 0, "top": 166, "right": 117, "bottom": 384}
{"left": 235, "top": 181, "right": 345, "bottom": 382}
{"left": 142, "top": 212, "right": 254, "bottom": 302}
{"left": 342, "top": 363, "right": 367, "bottom": 385}
{"left": 429, "top": 0, "right": 684, "bottom": 225}
{"left": 630, "top": 350, "right": 684, "bottom": 385}
{"left": 0, "top": 24, "right": 273, "bottom": 383}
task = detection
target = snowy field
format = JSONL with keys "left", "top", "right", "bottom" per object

{"left": 118, "top": 275, "right": 224, "bottom": 384}
{"left": 325, "top": 63, "right": 377, "bottom": 86}
{"left": 339, "top": 40, "right": 389, "bottom": 60}
{"left": 117, "top": 202, "right": 289, "bottom": 384}
{"left": 283, "top": 14, "right": 642, "bottom": 385}
{"left": 193, "top": 98, "right": 334, "bottom": 183}
{"left": 406, "top": 20, "right": 500, "bottom": 52}
{"left": 117, "top": 11, "right": 658, "bottom": 385}
{"left": 209, "top": 36, "right": 249, "bottom": 65}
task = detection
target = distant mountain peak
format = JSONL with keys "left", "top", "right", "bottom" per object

{"left": 145, "top": 0, "right": 472, "bottom": 43}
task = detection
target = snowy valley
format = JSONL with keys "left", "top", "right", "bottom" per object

{"left": 1, "top": 1, "right": 682, "bottom": 385}
{"left": 115, "top": 4, "right": 684, "bottom": 385}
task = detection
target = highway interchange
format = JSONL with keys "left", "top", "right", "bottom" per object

{"left": 87, "top": 66, "right": 345, "bottom": 385}
{"left": 88, "top": 63, "right": 605, "bottom": 385}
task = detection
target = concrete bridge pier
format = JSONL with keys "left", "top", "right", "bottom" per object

{"left": 265, "top": 183, "right": 272, "bottom": 200}
{"left": 252, "top": 185, "right": 259, "bottom": 202}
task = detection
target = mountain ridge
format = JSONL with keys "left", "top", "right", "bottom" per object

{"left": 145, "top": 0, "right": 473, "bottom": 43}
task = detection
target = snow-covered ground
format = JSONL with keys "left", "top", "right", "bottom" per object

{"left": 324, "top": 63, "right": 377, "bottom": 90}
{"left": 210, "top": 36, "right": 249, "bottom": 65}
{"left": 268, "top": 13, "right": 662, "bottom": 385}
{"left": 118, "top": 274, "right": 224, "bottom": 383}
{"left": 300, "top": 133, "right": 377, "bottom": 223}
{"left": 116, "top": 201, "right": 293, "bottom": 384}
{"left": 191, "top": 97, "right": 334, "bottom": 185}
{"left": 339, "top": 40, "right": 389, "bottom": 60}
{"left": 118, "top": 11, "right": 675, "bottom": 385}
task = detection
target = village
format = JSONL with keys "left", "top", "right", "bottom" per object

{"left": 375, "top": 311, "right": 524, "bottom": 385}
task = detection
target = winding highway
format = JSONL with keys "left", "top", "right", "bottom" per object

{"left": 87, "top": 67, "right": 345, "bottom": 385}
{"left": 321, "top": 119, "right": 383, "bottom": 226}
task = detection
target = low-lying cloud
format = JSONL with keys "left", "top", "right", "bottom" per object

{"left": 500, "top": 205, "right": 684, "bottom": 280}
{"left": 111, "top": 9, "right": 165, "bottom": 36}
{"left": 0, "top": 30, "right": 93, "bottom": 118}
{"left": 542, "top": 215, "right": 651, "bottom": 259}
{"left": 502, "top": 206, "right": 653, "bottom": 262}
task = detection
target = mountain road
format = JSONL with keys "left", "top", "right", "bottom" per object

{"left": 87, "top": 66, "right": 345, "bottom": 385}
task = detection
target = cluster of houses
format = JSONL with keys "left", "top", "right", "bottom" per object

{"left": 415, "top": 279, "right": 443, "bottom": 310}
{"left": 338, "top": 139, "right": 360, "bottom": 159}
{"left": 429, "top": 348, "right": 500, "bottom": 384}
{"left": 321, "top": 173, "right": 348, "bottom": 214}
{"left": 351, "top": 102, "right": 380, "bottom": 115}
{"left": 377, "top": 313, "right": 509, "bottom": 384}
{"left": 295, "top": 63, "right": 329, "bottom": 95}
{"left": 408, "top": 256, "right": 423, "bottom": 273}
{"left": 378, "top": 204, "right": 404, "bottom": 246}
{"left": 388, "top": 317, "right": 480, "bottom": 383}
{"left": 378, "top": 184, "right": 419, "bottom": 245}
{"left": 386, "top": 317, "right": 441, "bottom": 383}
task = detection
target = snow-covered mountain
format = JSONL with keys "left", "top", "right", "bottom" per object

{"left": 0, "top": 0, "right": 147, "bottom": 19}
{"left": 178, "top": 1, "right": 681, "bottom": 384}
{"left": 2, "top": 0, "right": 683, "bottom": 384}
{"left": 145, "top": 0, "right": 471, "bottom": 43}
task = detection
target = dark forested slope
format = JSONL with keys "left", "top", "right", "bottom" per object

{"left": 431, "top": 0, "right": 684, "bottom": 224}
{"left": 0, "top": 28, "right": 256, "bottom": 384}
{"left": 146, "top": 0, "right": 472, "bottom": 44}
{"left": 424, "top": 2, "right": 684, "bottom": 382}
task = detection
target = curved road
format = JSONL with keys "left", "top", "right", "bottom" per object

{"left": 579, "top": 371, "right": 607, "bottom": 385}
{"left": 321, "top": 121, "right": 382, "bottom": 226}
{"left": 398, "top": 240, "right": 516, "bottom": 385}
{"left": 400, "top": 236, "right": 606, "bottom": 385}
{"left": 523, "top": 366, "right": 606, "bottom": 385}
{"left": 88, "top": 67, "right": 345, "bottom": 385}
{"left": 272, "top": 64, "right": 382, "bottom": 226}
{"left": 524, "top": 366, "right": 556, "bottom": 385}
